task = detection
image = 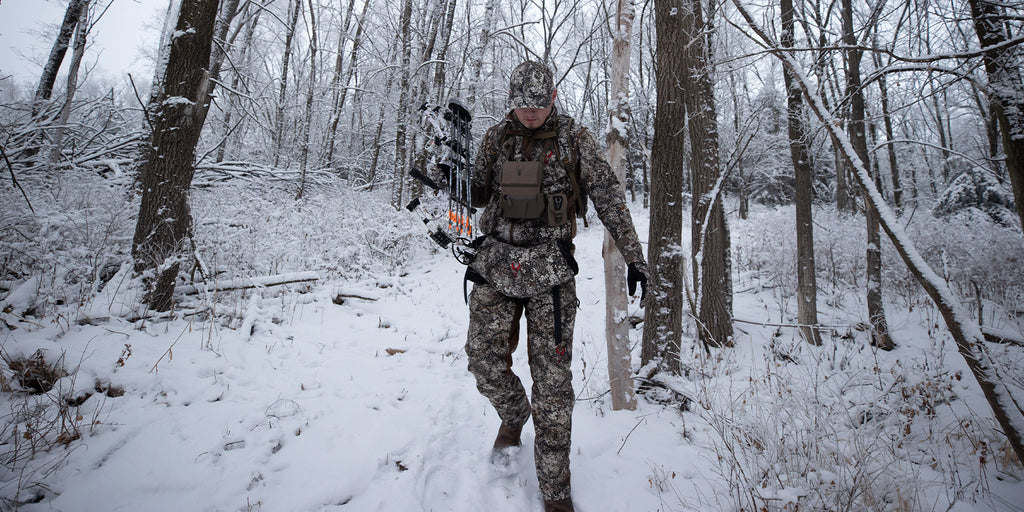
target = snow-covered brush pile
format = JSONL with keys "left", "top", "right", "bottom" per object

{"left": 0, "top": 172, "right": 134, "bottom": 324}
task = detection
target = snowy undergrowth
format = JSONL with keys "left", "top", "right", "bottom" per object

{"left": 1, "top": 180, "right": 1023, "bottom": 511}
{"left": 711, "top": 203, "right": 1024, "bottom": 511}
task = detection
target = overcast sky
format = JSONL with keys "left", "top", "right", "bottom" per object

{"left": 0, "top": 0, "right": 166, "bottom": 86}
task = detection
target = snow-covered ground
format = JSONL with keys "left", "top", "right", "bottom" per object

{"left": 2, "top": 184, "right": 1023, "bottom": 511}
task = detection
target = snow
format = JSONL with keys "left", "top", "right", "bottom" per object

{"left": 2, "top": 182, "right": 1024, "bottom": 511}
{"left": 1, "top": 207, "right": 710, "bottom": 511}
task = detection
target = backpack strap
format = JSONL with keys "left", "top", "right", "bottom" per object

{"left": 552, "top": 116, "right": 588, "bottom": 227}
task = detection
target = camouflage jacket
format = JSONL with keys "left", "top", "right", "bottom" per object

{"left": 471, "top": 107, "right": 646, "bottom": 268}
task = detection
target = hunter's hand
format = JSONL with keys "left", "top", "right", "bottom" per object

{"left": 627, "top": 262, "right": 647, "bottom": 304}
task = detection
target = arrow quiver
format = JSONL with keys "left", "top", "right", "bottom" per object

{"left": 407, "top": 99, "right": 476, "bottom": 264}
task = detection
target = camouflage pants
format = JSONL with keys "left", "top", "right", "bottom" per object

{"left": 466, "top": 279, "right": 577, "bottom": 501}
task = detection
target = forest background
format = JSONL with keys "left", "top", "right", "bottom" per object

{"left": 1, "top": 0, "right": 1024, "bottom": 510}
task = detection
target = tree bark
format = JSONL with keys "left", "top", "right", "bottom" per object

{"left": 604, "top": 0, "right": 637, "bottom": 410}
{"left": 132, "top": 0, "right": 221, "bottom": 311}
{"left": 782, "top": 0, "right": 822, "bottom": 346}
{"left": 967, "top": 0, "right": 1024, "bottom": 236}
{"left": 643, "top": 0, "right": 687, "bottom": 372}
{"left": 273, "top": 0, "right": 302, "bottom": 168}
{"left": 391, "top": 0, "right": 414, "bottom": 209}
{"left": 842, "top": 0, "right": 892, "bottom": 350}
{"left": 872, "top": 34, "right": 902, "bottom": 210}
{"left": 34, "top": 0, "right": 89, "bottom": 113}
{"left": 296, "top": 0, "right": 319, "bottom": 200}
{"left": 681, "top": 0, "right": 732, "bottom": 349}
{"left": 49, "top": 1, "right": 91, "bottom": 163}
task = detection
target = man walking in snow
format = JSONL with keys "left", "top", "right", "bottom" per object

{"left": 464, "top": 60, "right": 648, "bottom": 512}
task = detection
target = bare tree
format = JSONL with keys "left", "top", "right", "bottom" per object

{"left": 782, "top": 0, "right": 822, "bottom": 346}
{"left": 296, "top": 0, "right": 320, "bottom": 200}
{"left": 324, "top": 0, "right": 369, "bottom": 171}
{"left": 871, "top": 31, "right": 902, "bottom": 210}
{"left": 133, "top": 0, "right": 221, "bottom": 311}
{"left": 33, "top": 0, "right": 90, "bottom": 114}
{"left": 841, "top": 0, "right": 891, "bottom": 350}
{"left": 273, "top": 0, "right": 302, "bottom": 168}
{"left": 682, "top": 0, "right": 733, "bottom": 349}
{"left": 642, "top": 0, "right": 687, "bottom": 372}
{"left": 604, "top": 0, "right": 637, "bottom": 410}
{"left": 49, "top": 1, "right": 92, "bottom": 162}
{"left": 391, "top": 0, "right": 414, "bottom": 209}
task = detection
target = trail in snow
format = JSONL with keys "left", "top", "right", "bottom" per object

{"left": 11, "top": 222, "right": 704, "bottom": 512}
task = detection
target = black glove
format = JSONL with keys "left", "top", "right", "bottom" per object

{"left": 627, "top": 262, "right": 647, "bottom": 301}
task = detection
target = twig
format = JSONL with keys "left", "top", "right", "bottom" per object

{"left": 617, "top": 417, "right": 646, "bottom": 455}
{"left": 0, "top": 143, "right": 35, "bottom": 213}
{"left": 733, "top": 317, "right": 860, "bottom": 330}
{"left": 128, "top": 73, "right": 155, "bottom": 134}
{"left": 150, "top": 320, "right": 191, "bottom": 374}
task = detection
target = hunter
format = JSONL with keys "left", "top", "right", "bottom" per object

{"left": 464, "top": 60, "right": 649, "bottom": 512}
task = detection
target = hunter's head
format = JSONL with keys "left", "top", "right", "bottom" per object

{"left": 508, "top": 60, "right": 556, "bottom": 129}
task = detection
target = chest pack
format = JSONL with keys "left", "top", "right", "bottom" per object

{"left": 484, "top": 115, "right": 588, "bottom": 225}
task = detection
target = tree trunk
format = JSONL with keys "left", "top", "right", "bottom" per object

{"left": 324, "top": 0, "right": 360, "bottom": 170}
{"left": 843, "top": 0, "right": 892, "bottom": 350}
{"left": 968, "top": 0, "right": 1024, "bottom": 236}
{"left": 643, "top": 0, "right": 687, "bottom": 372}
{"left": 34, "top": 0, "right": 89, "bottom": 113}
{"left": 468, "top": 0, "right": 499, "bottom": 114}
{"left": 872, "top": 34, "right": 902, "bottom": 210}
{"left": 604, "top": 0, "right": 637, "bottom": 411}
{"left": 391, "top": 0, "right": 414, "bottom": 210}
{"left": 931, "top": 85, "right": 952, "bottom": 185}
{"left": 432, "top": 0, "right": 458, "bottom": 102}
{"left": 296, "top": 0, "right": 319, "bottom": 200}
{"left": 49, "top": 1, "right": 91, "bottom": 163}
{"left": 782, "top": 0, "right": 822, "bottom": 346}
{"left": 681, "top": 0, "right": 732, "bottom": 350}
{"left": 132, "top": 0, "right": 221, "bottom": 312}
{"left": 216, "top": 5, "right": 263, "bottom": 163}
{"left": 273, "top": 0, "right": 302, "bottom": 168}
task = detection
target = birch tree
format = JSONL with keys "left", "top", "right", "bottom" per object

{"left": 604, "top": 0, "right": 637, "bottom": 410}
{"left": 33, "top": 0, "right": 90, "bottom": 114}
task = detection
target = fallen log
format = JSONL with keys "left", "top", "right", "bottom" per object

{"left": 177, "top": 271, "right": 320, "bottom": 295}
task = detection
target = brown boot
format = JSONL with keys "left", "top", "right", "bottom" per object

{"left": 543, "top": 497, "right": 575, "bottom": 512}
{"left": 492, "top": 423, "right": 522, "bottom": 450}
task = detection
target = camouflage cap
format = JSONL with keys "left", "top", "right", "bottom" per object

{"left": 508, "top": 61, "right": 554, "bottom": 109}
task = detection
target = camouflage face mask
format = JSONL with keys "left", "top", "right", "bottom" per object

{"left": 508, "top": 61, "right": 554, "bottom": 110}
